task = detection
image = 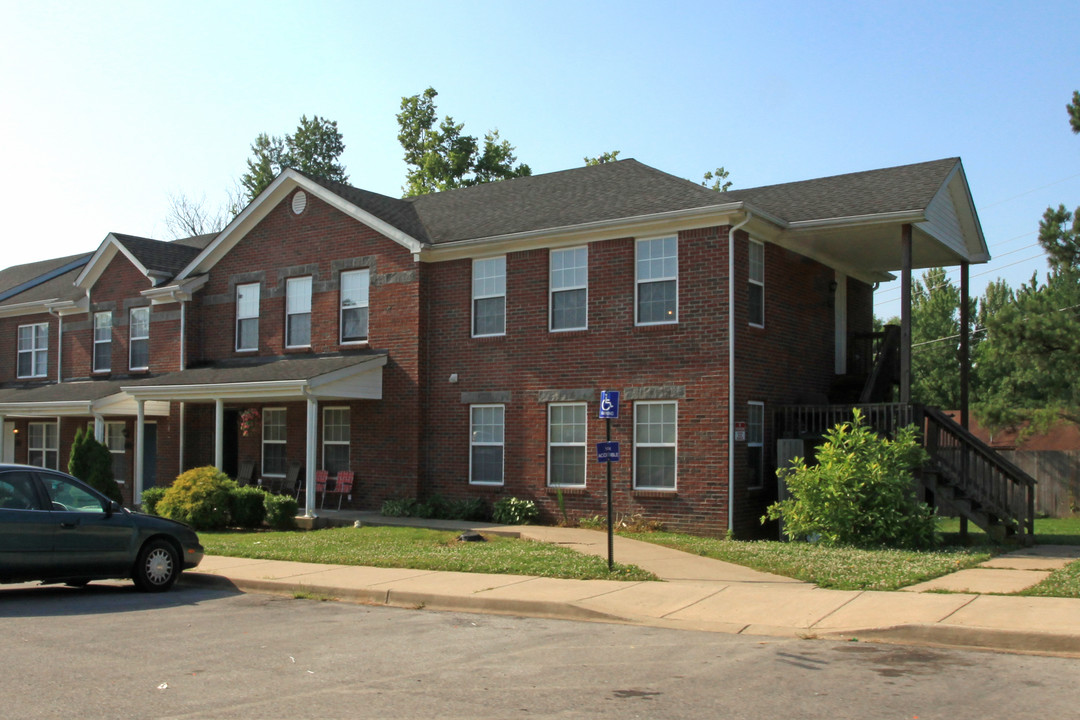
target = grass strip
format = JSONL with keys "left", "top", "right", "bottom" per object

{"left": 200, "top": 526, "right": 657, "bottom": 582}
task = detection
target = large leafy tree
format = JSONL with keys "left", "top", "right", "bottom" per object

{"left": 974, "top": 91, "right": 1080, "bottom": 431}
{"left": 397, "top": 87, "right": 530, "bottom": 197}
{"left": 240, "top": 114, "right": 347, "bottom": 200}
{"left": 907, "top": 267, "right": 966, "bottom": 408}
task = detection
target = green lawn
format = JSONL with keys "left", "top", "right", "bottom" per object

{"left": 622, "top": 532, "right": 993, "bottom": 591}
{"left": 200, "top": 526, "right": 656, "bottom": 582}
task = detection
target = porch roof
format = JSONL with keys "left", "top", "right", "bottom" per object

{"left": 121, "top": 352, "right": 388, "bottom": 402}
{"left": 0, "top": 380, "right": 169, "bottom": 417}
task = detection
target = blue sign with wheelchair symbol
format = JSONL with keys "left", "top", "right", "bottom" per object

{"left": 599, "top": 390, "right": 620, "bottom": 419}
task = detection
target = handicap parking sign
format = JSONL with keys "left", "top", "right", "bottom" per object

{"left": 599, "top": 390, "right": 620, "bottom": 419}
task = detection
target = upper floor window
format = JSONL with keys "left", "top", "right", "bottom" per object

{"left": 548, "top": 403, "right": 586, "bottom": 487}
{"left": 636, "top": 236, "right": 678, "bottom": 325}
{"left": 129, "top": 307, "right": 150, "bottom": 370}
{"left": 550, "top": 247, "right": 588, "bottom": 331}
{"left": 340, "top": 269, "right": 370, "bottom": 344}
{"left": 472, "top": 257, "right": 505, "bottom": 337}
{"left": 747, "top": 401, "right": 765, "bottom": 490}
{"left": 17, "top": 323, "right": 48, "bottom": 378}
{"left": 749, "top": 239, "right": 764, "bottom": 327}
{"left": 286, "top": 276, "right": 312, "bottom": 348}
{"left": 28, "top": 421, "right": 59, "bottom": 470}
{"left": 470, "top": 404, "right": 504, "bottom": 485}
{"left": 236, "top": 283, "right": 260, "bottom": 352}
{"left": 634, "top": 401, "right": 677, "bottom": 490}
{"left": 93, "top": 312, "right": 111, "bottom": 373}
{"left": 262, "top": 408, "right": 287, "bottom": 478}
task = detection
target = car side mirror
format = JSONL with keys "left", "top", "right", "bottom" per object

{"left": 105, "top": 500, "right": 122, "bottom": 517}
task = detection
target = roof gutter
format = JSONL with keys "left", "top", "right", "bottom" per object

{"left": 727, "top": 210, "right": 752, "bottom": 535}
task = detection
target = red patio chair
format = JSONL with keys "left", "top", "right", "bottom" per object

{"left": 304, "top": 470, "right": 329, "bottom": 508}
{"left": 323, "top": 471, "right": 354, "bottom": 510}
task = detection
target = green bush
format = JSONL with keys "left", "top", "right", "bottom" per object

{"left": 157, "top": 466, "right": 236, "bottom": 531}
{"left": 68, "top": 427, "right": 123, "bottom": 504}
{"left": 447, "top": 497, "right": 490, "bottom": 522}
{"left": 492, "top": 496, "right": 539, "bottom": 525}
{"left": 380, "top": 495, "right": 490, "bottom": 521}
{"left": 139, "top": 487, "right": 166, "bottom": 516}
{"left": 264, "top": 493, "right": 298, "bottom": 530}
{"left": 763, "top": 410, "right": 936, "bottom": 549}
{"left": 381, "top": 497, "right": 420, "bottom": 517}
{"left": 230, "top": 486, "right": 268, "bottom": 529}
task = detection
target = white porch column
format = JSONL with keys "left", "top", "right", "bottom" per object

{"left": 305, "top": 397, "right": 318, "bottom": 518}
{"left": 214, "top": 399, "right": 224, "bottom": 470}
{"left": 134, "top": 400, "right": 145, "bottom": 504}
{"left": 93, "top": 415, "right": 105, "bottom": 443}
{"left": 178, "top": 402, "right": 185, "bottom": 474}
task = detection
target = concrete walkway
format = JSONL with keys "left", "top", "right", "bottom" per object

{"left": 183, "top": 512, "right": 1080, "bottom": 657}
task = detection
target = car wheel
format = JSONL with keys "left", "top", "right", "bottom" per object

{"left": 133, "top": 539, "right": 179, "bottom": 592}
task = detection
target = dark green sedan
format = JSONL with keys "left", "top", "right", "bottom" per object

{"left": 0, "top": 464, "right": 202, "bottom": 592}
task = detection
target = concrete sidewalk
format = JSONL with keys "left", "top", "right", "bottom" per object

{"left": 183, "top": 514, "right": 1080, "bottom": 657}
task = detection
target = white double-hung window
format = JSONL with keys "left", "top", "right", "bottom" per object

{"left": 749, "top": 239, "right": 765, "bottom": 327}
{"left": 634, "top": 401, "right": 677, "bottom": 490}
{"left": 636, "top": 236, "right": 678, "bottom": 325}
{"left": 93, "top": 312, "right": 111, "bottom": 372}
{"left": 340, "top": 269, "right": 370, "bottom": 344}
{"left": 129, "top": 308, "right": 150, "bottom": 371}
{"left": 262, "top": 408, "right": 286, "bottom": 477}
{"left": 28, "top": 421, "right": 59, "bottom": 470}
{"left": 322, "top": 407, "right": 350, "bottom": 474}
{"left": 550, "top": 247, "right": 587, "bottom": 331}
{"left": 470, "top": 405, "right": 504, "bottom": 485}
{"left": 286, "top": 276, "right": 312, "bottom": 348}
{"left": 236, "top": 283, "right": 260, "bottom": 351}
{"left": 472, "top": 257, "right": 506, "bottom": 337}
{"left": 17, "top": 323, "right": 48, "bottom": 378}
{"left": 548, "top": 403, "right": 586, "bottom": 487}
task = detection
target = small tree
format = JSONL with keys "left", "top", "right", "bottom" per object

{"left": 68, "top": 427, "right": 122, "bottom": 504}
{"left": 763, "top": 411, "right": 936, "bottom": 549}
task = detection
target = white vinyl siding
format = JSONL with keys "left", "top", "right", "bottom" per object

{"left": 93, "top": 312, "right": 112, "bottom": 373}
{"left": 470, "top": 405, "right": 504, "bottom": 485}
{"left": 28, "top": 421, "right": 59, "bottom": 470}
{"left": 472, "top": 257, "right": 506, "bottom": 337}
{"left": 322, "top": 407, "right": 350, "bottom": 474}
{"left": 550, "top": 247, "right": 588, "bottom": 331}
{"left": 636, "top": 236, "right": 678, "bottom": 325}
{"left": 17, "top": 323, "right": 48, "bottom": 378}
{"left": 340, "top": 269, "right": 370, "bottom": 344}
{"left": 236, "top": 283, "right": 260, "bottom": 351}
{"left": 634, "top": 401, "right": 677, "bottom": 490}
{"left": 548, "top": 403, "right": 586, "bottom": 487}
{"left": 129, "top": 308, "right": 150, "bottom": 371}
{"left": 286, "top": 276, "right": 312, "bottom": 348}
{"left": 747, "top": 402, "right": 765, "bottom": 490}
{"left": 749, "top": 239, "right": 764, "bottom": 327}
{"left": 262, "top": 408, "right": 287, "bottom": 477}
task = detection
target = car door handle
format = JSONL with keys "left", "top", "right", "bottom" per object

{"left": 59, "top": 521, "right": 79, "bottom": 529}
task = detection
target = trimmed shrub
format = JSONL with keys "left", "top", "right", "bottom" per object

{"left": 763, "top": 410, "right": 936, "bottom": 549}
{"left": 230, "top": 486, "right": 268, "bottom": 529}
{"left": 264, "top": 493, "right": 298, "bottom": 530}
{"left": 68, "top": 428, "right": 123, "bottom": 504}
{"left": 381, "top": 497, "right": 419, "bottom": 517}
{"left": 492, "top": 497, "right": 539, "bottom": 525}
{"left": 447, "top": 497, "right": 490, "bottom": 522}
{"left": 140, "top": 487, "right": 166, "bottom": 516}
{"left": 157, "top": 466, "right": 236, "bottom": 531}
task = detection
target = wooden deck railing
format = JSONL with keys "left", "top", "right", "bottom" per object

{"left": 775, "top": 402, "right": 919, "bottom": 440}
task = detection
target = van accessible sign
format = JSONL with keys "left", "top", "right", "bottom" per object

{"left": 596, "top": 441, "right": 621, "bottom": 463}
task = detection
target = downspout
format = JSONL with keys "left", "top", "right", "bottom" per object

{"left": 727, "top": 211, "right": 752, "bottom": 534}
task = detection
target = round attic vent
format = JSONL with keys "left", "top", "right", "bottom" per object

{"left": 291, "top": 191, "right": 307, "bottom": 215}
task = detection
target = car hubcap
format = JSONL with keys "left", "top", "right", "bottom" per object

{"left": 146, "top": 548, "right": 173, "bottom": 584}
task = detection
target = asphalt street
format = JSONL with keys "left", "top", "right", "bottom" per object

{"left": 1, "top": 581, "right": 1077, "bottom": 719}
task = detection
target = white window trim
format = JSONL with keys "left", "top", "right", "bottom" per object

{"left": 17, "top": 322, "right": 49, "bottom": 379}
{"left": 547, "top": 402, "right": 587, "bottom": 487}
{"left": 261, "top": 407, "right": 287, "bottom": 478}
{"left": 286, "top": 276, "right": 313, "bottom": 349}
{"left": 28, "top": 420, "right": 59, "bottom": 470}
{"left": 322, "top": 406, "right": 350, "bottom": 472}
{"left": 549, "top": 246, "right": 588, "bottom": 332}
{"left": 749, "top": 239, "right": 765, "bottom": 328}
{"left": 235, "top": 283, "right": 260, "bottom": 353}
{"left": 105, "top": 421, "right": 126, "bottom": 454}
{"left": 747, "top": 401, "right": 765, "bottom": 490}
{"left": 633, "top": 400, "right": 678, "bottom": 491}
{"left": 339, "top": 269, "right": 370, "bottom": 345}
{"left": 129, "top": 307, "right": 150, "bottom": 371}
{"left": 93, "top": 312, "right": 111, "bottom": 373}
{"left": 471, "top": 256, "right": 506, "bottom": 338}
{"left": 635, "top": 236, "right": 679, "bottom": 326}
{"left": 469, "top": 404, "right": 505, "bottom": 486}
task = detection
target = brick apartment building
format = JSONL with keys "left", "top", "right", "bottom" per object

{"left": 0, "top": 157, "right": 989, "bottom": 536}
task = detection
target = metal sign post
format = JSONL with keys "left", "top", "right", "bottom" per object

{"left": 598, "top": 391, "right": 620, "bottom": 571}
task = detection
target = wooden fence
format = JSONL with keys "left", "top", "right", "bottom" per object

{"left": 997, "top": 450, "right": 1080, "bottom": 518}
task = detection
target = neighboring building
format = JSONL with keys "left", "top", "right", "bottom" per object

{"left": 0, "top": 157, "right": 995, "bottom": 537}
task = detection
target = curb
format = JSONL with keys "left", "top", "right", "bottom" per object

{"left": 181, "top": 573, "right": 627, "bottom": 625}
{"left": 823, "top": 624, "right": 1080, "bottom": 658}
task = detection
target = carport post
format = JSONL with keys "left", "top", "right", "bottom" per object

{"left": 135, "top": 400, "right": 145, "bottom": 505}
{"left": 305, "top": 397, "right": 318, "bottom": 518}
{"left": 214, "top": 399, "right": 224, "bottom": 470}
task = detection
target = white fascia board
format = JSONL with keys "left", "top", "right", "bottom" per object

{"left": 420, "top": 203, "right": 749, "bottom": 262}
{"left": 0, "top": 401, "right": 94, "bottom": 416}
{"left": 786, "top": 209, "right": 927, "bottom": 231}
{"left": 142, "top": 274, "right": 210, "bottom": 304}
{"left": 175, "top": 170, "right": 424, "bottom": 281}
{"left": 75, "top": 234, "right": 153, "bottom": 290}
{"left": 122, "top": 379, "right": 312, "bottom": 402}
{"left": 92, "top": 395, "right": 171, "bottom": 416}
{"left": 0, "top": 298, "right": 62, "bottom": 318}
{"left": 46, "top": 296, "right": 89, "bottom": 316}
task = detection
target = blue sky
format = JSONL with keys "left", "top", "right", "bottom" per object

{"left": 1, "top": 0, "right": 1077, "bottom": 318}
